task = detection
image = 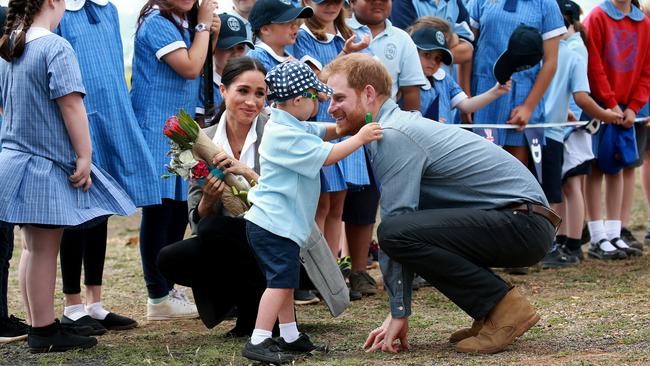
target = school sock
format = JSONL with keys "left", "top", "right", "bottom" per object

{"left": 147, "top": 295, "right": 168, "bottom": 305}
{"left": 587, "top": 220, "right": 607, "bottom": 244}
{"left": 605, "top": 220, "right": 630, "bottom": 248}
{"left": 63, "top": 304, "right": 88, "bottom": 321}
{"left": 251, "top": 329, "right": 272, "bottom": 345}
{"left": 565, "top": 237, "right": 582, "bottom": 251}
{"left": 279, "top": 322, "right": 299, "bottom": 343}
{"left": 556, "top": 235, "right": 567, "bottom": 246}
{"left": 86, "top": 302, "right": 109, "bottom": 320}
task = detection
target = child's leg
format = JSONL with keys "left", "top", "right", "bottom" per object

{"left": 604, "top": 171, "right": 623, "bottom": 222}
{"left": 585, "top": 164, "right": 603, "bottom": 223}
{"left": 504, "top": 145, "right": 529, "bottom": 166}
{"left": 21, "top": 225, "right": 63, "bottom": 327}
{"left": 315, "top": 193, "right": 330, "bottom": 234}
{"left": 620, "top": 167, "right": 635, "bottom": 227}
{"left": 18, "top": 236, "right": 30, "bottom": 324}
{"left": 254, "top": 288, "right": 294, "bottom": 331}
{"left": 563, "top": 176, "right": 585, "bottom": 239}
{"left": 323, "top": 191, "right": 346, "bottom": 257}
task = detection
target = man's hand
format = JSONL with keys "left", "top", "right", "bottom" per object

{"left": 363, "top": 314, "right": 410, "bottom": 353}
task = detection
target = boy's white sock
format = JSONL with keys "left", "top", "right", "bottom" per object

{"left": 279, "top": 322, "right": 299, "bottom": 343}
{"left": 605, "top": 220, "right": 630, "bottom": 248}
{"left": 587, "top": 220, "right": 607, "bottom": 243}
{"left": 86, "top": 302, "right": 110, "bottom": 320}
{"left": 64, "top": 304, "right": 88, "bottom": 321}
{"left": 251, "top": 329, "right": 272, "bottom": 345}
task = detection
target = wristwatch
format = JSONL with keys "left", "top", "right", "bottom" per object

{"left": 195, "top": 23, "right": 209, "bottom": 33}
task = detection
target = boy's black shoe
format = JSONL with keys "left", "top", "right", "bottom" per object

{"left": 61, "top": 315, "right": 107, "bottom": 336}
{"left": 97, "top": 313, "right": 138, "bottom": 331}
{"left": 28, "top": 319, "right": 97, "bottom": 353}
{"left": 0, "top": 315, "right": 29, "bottom": 344}
{"left": 277, "top": 333, "right": 328, "bottom": 354}
{"left": 561, "top": 245, "right": 584, "bottom": 261}
{"left": 588, "top": 239, "right": 626, "bottom": 260}
{"left": 620, "top": 227, "right": 644, "bottom": 251}
{"left": 242, "top": 338, "right": 294, "bottom": 364}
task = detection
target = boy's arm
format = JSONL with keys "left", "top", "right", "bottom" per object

{"left": 324, "top": 123, "right": 382, "bottom": 165}
{"left": 322, "top": 124, "right": 340, "bottom": 141}
{"left": 400, "top": 86, "right": 421, "bottom": 111}
{"left": 574, "top": 91, "right": 623, "bottom": 124}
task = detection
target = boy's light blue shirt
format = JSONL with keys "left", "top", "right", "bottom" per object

{"left": 245, "top": 107, "right": 333, "bottom": 246}
{"left": 544, "top": 40, "right": 590, "bottom": 142}
{"left": 347, "top": 15, "right": 427, "bottom": 100}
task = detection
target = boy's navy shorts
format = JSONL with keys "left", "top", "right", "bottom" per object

{"left": 245, "top": 220, "right": 300, "bottom": 289}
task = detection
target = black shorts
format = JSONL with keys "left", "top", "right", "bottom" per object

{"left": 540, "top": 139, "right": 564, "bottom": 204}
{"left": 631, "top": 124, "right": 650, "bottom": 167}
{"left": 562, "top": 160, "right": 592, "bottom": 183}
{"left": 17, "top": 223, "right": 62, "bottom": 229}
{"left": 342, "top": 147, "right": 380, "bottom": 225}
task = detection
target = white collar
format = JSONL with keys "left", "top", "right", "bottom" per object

{"left": 255, "top": 41, "right": 291, "bottom": 62}
{"left": 213, "top": 112, "right": 259, "bottom": 169}
{"left": 347, "top": 15, "right": 392, "bottom": 38}
{"left": 25, "top": 27, "right": 53, "bottom": 43}
{"left": 65, "top": 0, "right": 109, "bottom": 11}
{"left": 421, "top": 68, "right": 446, "bottom": 90}
{"left": 299, "top": 23, "right": 344, "bottom": 43}
{"left": 152, "top": 5, "right": 189, "bottom": 29}
{"left": 213, "top": 69, "right": 222, "bottom": 86}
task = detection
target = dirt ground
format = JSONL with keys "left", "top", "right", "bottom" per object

{"left": 2, "top": 203, "right": 650, "bottom": 365}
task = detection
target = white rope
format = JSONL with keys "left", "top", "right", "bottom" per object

{"left": 453, "top": 116, "right": 650, "bottom": 129}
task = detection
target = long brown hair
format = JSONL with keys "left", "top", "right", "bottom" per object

{"left": 302, "top": 0, "right": 354, "bottom": 41}
{"left": 137, "top": 0, "right": 198, "bottom": 39}
{"left": 0, "top": 0, "right": 43, "bottom": 61}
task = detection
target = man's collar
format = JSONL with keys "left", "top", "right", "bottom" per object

{"left": 375, "top": 98, "right": 398, "bottom": 121}
{"left": 600, "top": 1, "right": 645, "bottom": 21}
{"left": 65, "top": 0, "right": 108, "bottom": 11}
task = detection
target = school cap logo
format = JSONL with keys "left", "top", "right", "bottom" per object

{"left": 436, "top": 31, "right": 445, "bottom": 45}
{"left": 227, "top": 17, "right": 241, "bottom": 32}
{"left": 385, "top": 43, "right": 397, "bottom": 60}
{"left": 279, "top": 0, "right": 291, "bottom": 4}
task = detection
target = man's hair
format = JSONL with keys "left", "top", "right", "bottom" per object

{"left": 322, "top": 53, "right": 392, "bottom": 97}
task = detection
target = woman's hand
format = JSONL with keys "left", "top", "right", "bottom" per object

{"left": 212, "top": 152, "right": 258, "bottom": 181}
{"left": 197, "top": 0, "right": 217, "bottom": 26}
{"left": 343, "top": 35, "right": 370, "bottom": 54}
{"left": 70, "top": 156, "right": 92, "bottom": 192}
{"left": 201, "top": 174, "right": 226, "bottom": 205}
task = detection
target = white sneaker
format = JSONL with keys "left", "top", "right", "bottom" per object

{"left": 169, "top": 288, "right": 192, "bottom": 304}
{"left": 146, "top": 295, "right": 199, "bottom": 321}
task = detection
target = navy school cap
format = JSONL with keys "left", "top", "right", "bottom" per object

{"left": 556, "top": 0, "right": 581, "bottom": 24}
{"left": 217, "top": 14, "right": 254, "bottom": 50}
{"left": 265, "top": 60, "right": 334, "bottom": 102}
{"left": 597, "top": 123, "right": 638, "bottom": 175}
{"left": 249, "top": 0, "right": 314, "bottom": 32}
{"left": 410, "top": 27, "right": 453, "bottom": 65}
{"left": 493, "top": 24, "right": 543, "bottom": 85}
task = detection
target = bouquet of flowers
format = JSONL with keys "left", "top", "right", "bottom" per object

{"left": 162, "top": 110, "right": 252, "bottom": 215}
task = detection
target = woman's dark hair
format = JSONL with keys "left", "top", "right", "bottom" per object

{"left": 0, "top": 0, "right": 43, "bottom": 61}
{"left": 215, "top": 56, "right": 267, "bottom": 122}
{"left": 137, "top": 0, "right": 198, "bottom": 39}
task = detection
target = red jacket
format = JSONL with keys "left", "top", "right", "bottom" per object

{"left": 584, "top": 4, "right": 650, "bottom": 112}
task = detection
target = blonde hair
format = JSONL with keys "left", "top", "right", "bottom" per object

{"left": 322, "top": 53, "right": 392, "bottom": 97}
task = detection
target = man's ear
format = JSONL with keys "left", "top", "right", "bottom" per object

{"left": 364, "top": 84, "right": 377, "bottom": 106}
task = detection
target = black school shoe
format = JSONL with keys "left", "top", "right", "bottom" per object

{"left": 541, "top": 245, "right": 580, "bottom": 269}
{"left": 242, "top": 338, "right": 294, "bottom": 364}
{"left": 28, "top": 319, "right": 97, "bottom": 353}
{"left": 277, "top": 333, "right": 328, "bottom": 354}
{"left": 610, "top": 237, "right": 643, "bottom": 257}
{"left": 61, "top": 315, "right": 107, "bottom": 336}
{"left": 96, "top": 313, "right": 138, "bottom": 331}
{"left": 588, "top": 239, "right": 627, "bottom": 260}
{"left": 620, "top": 227, "right": 644, "bottom": 251}
{"left": 0, "top": 315, "right": 29, "bottom": 344}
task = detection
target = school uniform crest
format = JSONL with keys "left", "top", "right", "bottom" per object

{"left": 279, "top": 0, "right": 292, "bottom": 4}
{"left": 227, "top": 17, "right": 241, "bottom": 32}
{"left": 385, "top": 43, "right": 397, "bottom": 60}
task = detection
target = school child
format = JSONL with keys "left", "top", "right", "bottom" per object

{"left": 583, "top": 0, "right": 650, "bottom": 260}
{"left": 540, "top": 0, "right": 626, "bottom": 268}
{"left": 196, "top": 13, "right": 254, "bottom": 120}
{"left": 54, "top": 0, "right": 163, "bottom": 335}
{"left": 131, "top": 0, "right": 217, "bottom": 320}
{"left": 468, "top": 0, "right": 566, "bottom": 163}
{"left": 408, "top": 26, "right": 510, "bottom": 124}
{"left": 293, "top": 0, "right": 377, "bottom": 297}
{"left": 242, "top": 61, "right": 382, "bottom": 363}
{"left": 224, "top": 0, "right": 256, "bottom": 41}
{"left": 246, "top": 0, "right": 313, "bottom": 72}
{"left": 347, "top": 0, "right": 427, "bottom": 111}
{"left": 0, "top": 0, "right": 135, "bottom": 352}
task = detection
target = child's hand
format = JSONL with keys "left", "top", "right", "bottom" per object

{"left": 343, "top": 35, "right": 370, "bottom": 54}
{"left": 211, "top": 9, "right": 221, "bottom": 37}
{"left": 507, "top": 104, "right": 532, "bottom": 131}
{"left": 355, "top": 122, "right": 383, "bottom": 144}
{"left": 567, "top": 110, "right": 577, "bottom": 121}
{"left": 622, "top": 108, "right": 636, "bottom": 128}
{"left": 494, "top": 80, "right": 511, "bottom": 96}
{"left": 70, "top": 156, "right": 92, "bottom": 192}
{"left": 602, "top": 109, "right": 624, "bottom": 125}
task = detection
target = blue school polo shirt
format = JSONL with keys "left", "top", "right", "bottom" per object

{"left": 245, "top": 107, "right": 333, "bottom": 246}
{"left": 544, "top": 40, "right": 590, "bottom": 142}
{"left": 347, "top": 15, "right": 427, "bottom": 100}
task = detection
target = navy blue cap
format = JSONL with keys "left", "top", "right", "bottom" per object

{"left": 493, "top": 24, "right": 544, "bottom": 84}
{"left": 217, "top": 14, "right": 254, "bottom": 50}
{"left": 249, "top": 0, "right": 313, "bottom": 32}
{"left": 265, "top": 61, "right": 334, "bottom": 102}
{"left": 597, "top": 124, "right": 639, "bottom": 174}
{"left": 410, "top": 27, "right": 453, "bottom": 65}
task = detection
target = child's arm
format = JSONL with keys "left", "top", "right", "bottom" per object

{"left": 574, "top": 91, "right": 623, "bottom": 124}
{"left": 400, "top": 86, "right": 421, "bottom": 111}
{"left": 456, "top": 81, "right": 510, "bottom": 114}
{"left": 324, "top": 123, "right": 382, "bottom": 166}
{"left": 57, "top": 93, "right": 92, "bottom": 192}
{"left": 321, "top": 124, "right": 340, "bottom": 141}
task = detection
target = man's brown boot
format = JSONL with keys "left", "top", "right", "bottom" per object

{"left": 455, "top": 287, "right": 540, "bottom": 354}
{"left": 448, "top": 319, "right": 484, "bottom": 343}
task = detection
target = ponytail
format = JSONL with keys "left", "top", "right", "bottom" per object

{"left": 0, "top": 0, "right": 42, "bottom": 61}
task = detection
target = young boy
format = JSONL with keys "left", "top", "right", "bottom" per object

{"left": 347, "top": 0, "right": 427, "bottom": 111}
{"left": 241, "top": 61, "right": 382, "bottom": 363}
{"left": 409, "top": 26, "right": 510, "bottom": 123}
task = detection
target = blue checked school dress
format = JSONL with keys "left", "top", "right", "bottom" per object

{"left": 130, "top": 10, "right": 200, "bottom": 201}
{"left": 56, "top": 0, "right": 160, "bottom": 207}
{"left": 0, "top": 29, "right": 135, "bottom": 226}
{"left": 469, "top": 0, "right": 565, "bottom": 146}
{"left": 293, "top": 25, "right": 370, "bottom": 191}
